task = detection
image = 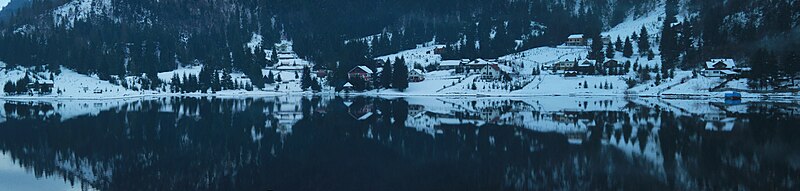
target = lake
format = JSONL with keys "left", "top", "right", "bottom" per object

{"left": 0, "top": 96, "right": 798, "bottom": 190}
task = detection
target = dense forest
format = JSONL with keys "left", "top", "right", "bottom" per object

{"left": 0, "top": 0, "right": 798, "bottom": 87}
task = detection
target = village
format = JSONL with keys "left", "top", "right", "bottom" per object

{"left": 331, "top": 31, "right": 791, "bottom": 98}
{"left": 1, "top": 29, "right": 797, "bottom": 99}
{"left": 0, "top": 18, "right": 800, "bottom": 99}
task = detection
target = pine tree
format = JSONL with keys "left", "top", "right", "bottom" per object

{"left": 393, "top": 57, "right": 409, "bottom": 91}
{"left": 266, "top": 71, "right": 275, "bottom": 84}
{"left": 623, "top": 37, "right": 633, "bottom": 58}
{"left": 221, "top": 69, "right": 233, "bottom": 90}
{"left": 4, "top": 81, "right": 14, "bottom": 95}
{"left": 275, "top": 72, "right": 283, "bottom": 83}
{"left": 606, "top": 43, "right": 615, "bottom": 59}
{"left": 270, "top": 48, "right": 278, "bottom": 67}
{"left": 655, "top": 73, "right": 661, "bottom": 86}
{"left": 589, "top": 33, "right": 605, "bottom": 63}
{"left": 170, "top": 73, "right": 181, "bottom": 93}
{"left": 311, "top": 78, "right": 322, "bottom": 91}
{"left": 301, "top": 66, "right": 313, "bottom": 90}
{"left": 615, "top": 36, "right": 623, "bottom": 52}
{"left": 638, "top": 26, "right": 650, "bottom": 56}
{"left": 211, "top": 71, "right": 221, "bottom": 92}
{"left": 382, "top": 59, "right": 393, "bottom": 88}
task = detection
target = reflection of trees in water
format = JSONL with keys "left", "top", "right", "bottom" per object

{"left": 0, "top": 97, "right": 797, "bottom": 190}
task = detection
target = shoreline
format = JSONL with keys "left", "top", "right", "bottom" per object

{"left": 1, "top": 91, "right": 797, "bottom": 101}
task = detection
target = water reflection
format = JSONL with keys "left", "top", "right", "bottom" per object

{"left": 0, "top": 96, "right": 798, "bottom": 190}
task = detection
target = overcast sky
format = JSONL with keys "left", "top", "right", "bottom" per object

{"left": 0, "top": 0, "right": 10, "bottom": 11}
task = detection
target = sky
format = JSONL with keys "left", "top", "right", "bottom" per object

{"left": 0, "top": 0, "right": 9, "bottom": 11}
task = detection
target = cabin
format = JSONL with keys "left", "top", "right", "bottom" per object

{"left": 702, "top": 59, "right": 739, "bottom": 78}
{"left": 566, "top": 34, "right": 586, "bottom": 46}
{"left": 348, "top": 66, "right": 374, "bottom": 82}
{"left": 409, "top": 69, "right": 425, "bottom": 82}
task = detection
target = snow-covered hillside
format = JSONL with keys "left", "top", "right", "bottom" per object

{"left": 52, "top": 0, "right": 113, "bottom": 29}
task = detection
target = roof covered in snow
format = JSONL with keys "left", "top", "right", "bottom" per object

{"left": 706, "top": 59, "right": 736, "bottom": 69}
{"left": 350, "top": 66, "right": 374, "bottom": 74}
{"left": 577, "top": 59, "right": 596, "bottom": 67}
{"left": 439, "top": 60, "right": 461, "bottom": 66}
{"left": 568, "top": 34, "right": 584, "bottom": 39}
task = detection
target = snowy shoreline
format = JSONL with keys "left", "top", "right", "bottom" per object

{"left": 2, "top": 91, "right": 797, "bottom": 101}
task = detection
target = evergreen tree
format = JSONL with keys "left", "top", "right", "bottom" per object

{"left": 270, "top": 48, "right": 278, "bottom": 67}
{"left": 589, "top": 32, "right": 605, "bottom": 63}
{"left": 623, "top": 37, "right": 633, "bottom": 58}
{"left": 393, "top": 57, "right": 409, "bottom": 91}
{"left": 4, "top": 81, "right": 14, "bottom": 95}
{"left": 382, "top": 59, "right": 393, "bottom": 88}
{"left": 170, "top": 73, "right": 181, "bottom": 93}
{"left": 311, "top": 78, "right": 322, "bottom": 91}
{"left": 614, "top": 36, "right": 623, "bottom": 52}
{"left": 266, "top": 71, "right": 275, "bottom": 84}
{"left": 637, "top": 26, "right": 650, "bottom": 56}
{"left": 275, "top": 72, "right": 283, "bottom": 83}
{"left": 606, "top": 43, "right": 615, "bottom": 59}
{"left": 211, "top": 71, "right": 221, "bottom": 92}
{"left": 221, "top": 69, "right": 234, "bottom": 90}
{"left": 301, "top": 66, "right": 313, "bottom": 90}
{"left": 198, "top": 64, "right": 213, "bottom": 91}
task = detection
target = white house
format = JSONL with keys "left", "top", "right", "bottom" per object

{"left": 566, "top": 34, "right": 586, "bottom": 46}
{"left": 438, "top": 60, "right": 462, "bottom": 71}
{"left": 702, "top": 59, "right": 739, "bottom": 77}
{"left": 409, "top": 69, "right": 425, "bottom": 82}
{"left": 480, "top": 64, "right": 512, "bottom": 80}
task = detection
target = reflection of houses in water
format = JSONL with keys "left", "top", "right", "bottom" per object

{"left": 407, "top": 104, "right": 425, "bottom": 117}
{"left": 272, "top": 97, "right": 304, "bottom": 135}
{"left": 348, "top": 101, "right": 374, "bottom": 121}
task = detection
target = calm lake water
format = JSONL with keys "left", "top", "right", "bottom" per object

{"left": 0, "top": 96, "right": 798, "bottom": 190}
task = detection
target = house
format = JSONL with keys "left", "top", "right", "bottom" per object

{"left": 600, "top": 34, "right": 612, "bottom": 45}
{"left": 603, "top": 60, "right": 621, "bottom": 68}
{"left": 702, "top": 59, "right": 739, "bottom": 78}
{"left": 554, "top": 60, "right": 577, "bottom": 71}
{"left": 705, "top": 59, "right": 736, "bottom": 70}
{"left": 571, "top": 59, "right": 596, "bottom": 74}
{"left": 348, "top": 66, "right": 374, "bottom": 82}
{"left": 466, "top": 59, "right": 493, "bottom": 72}
{"left": 316, "top": 70, "right": 330, "bottom": 78}
{"left": 433, "top": 46, "right": 446, "bottom": 55}
{"left": 566, "top": 34, "right": 586, "bottom": 46}
{"left": 438, "top": 60, "right": 462, "bottom": 71}
{"left": 480, "top": 64, "right": 512, "bottom": 80}
{"left": 93, "top": 87, "right": 103, "bottom": 94}
{"left": 409, "top": 69, "right": 425, "bottom": 82}
{"left": 32, "top": 80, "right": 54, "bottom": 94}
